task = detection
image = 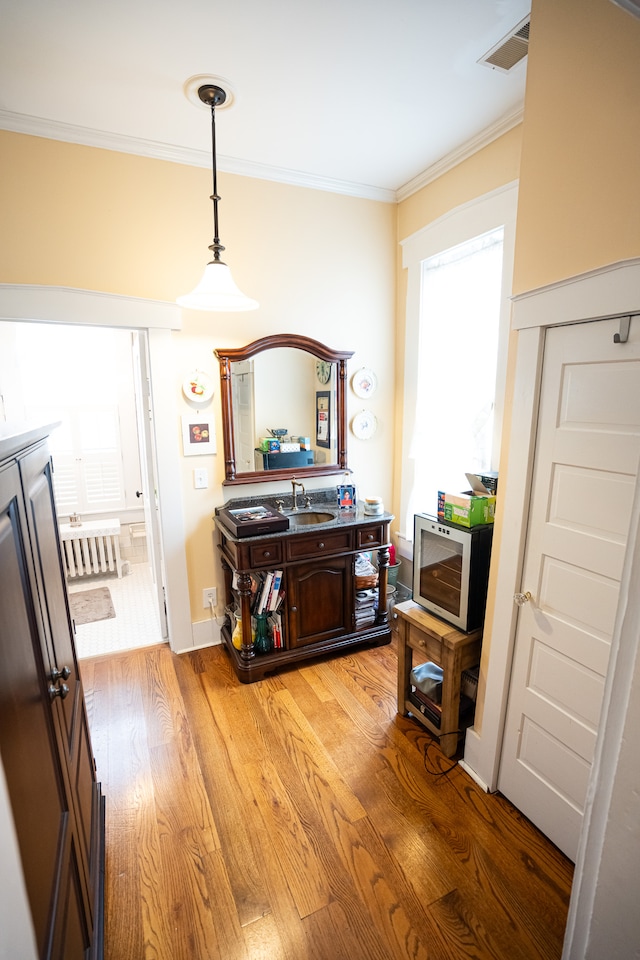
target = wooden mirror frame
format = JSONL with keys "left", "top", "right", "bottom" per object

{"left": 215, "top": 334, "right": 354, "bottom": 485}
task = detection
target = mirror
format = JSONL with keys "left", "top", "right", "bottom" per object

{"left": 215, "top": 334, "right": 354, "bottom": 485}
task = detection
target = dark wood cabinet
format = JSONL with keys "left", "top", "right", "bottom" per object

{"left": 0, "top": 425, "right": 104, "bottom": 960}
{"left": 216, "top": 508, "right": 392, "bottom": 682}
{"left": 287, "top": 554, "right": 352, "bottom": 648}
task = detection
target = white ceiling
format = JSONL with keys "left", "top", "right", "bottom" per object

{"left": 0, "top": 0, "right": 530, "bottom": 202}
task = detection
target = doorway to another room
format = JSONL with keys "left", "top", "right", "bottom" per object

{"left": 0, "top": 320, "right": 167, "bottom": 657}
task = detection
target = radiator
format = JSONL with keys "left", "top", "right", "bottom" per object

{"left": 59, "top": 518, "right": 124, "bottom": 579}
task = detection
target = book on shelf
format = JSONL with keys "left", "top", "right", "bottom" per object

{"left": 268, "top": 570, "right": 283, "bottom": 611}
{"left": 409, "top": 689, "right": 442, "bottom": 727}
{"left": 354, "top": 587, "right": 377, "bottom": 627}
{"left": 409, "top": 687, "right": 475, "bottom": 729}
{"left": 267, "top": 611, "right": 284, "bottom": 649}
{"left": 257, "top": 571, "right": 274, "bottom": 613}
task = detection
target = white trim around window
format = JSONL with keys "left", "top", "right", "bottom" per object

{"left": 398, "top": 181, "right": 518, "bottom": 546}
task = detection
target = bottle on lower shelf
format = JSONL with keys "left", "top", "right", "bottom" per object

{"left": 253, "top": 613, "right": 272, "bottom": 655}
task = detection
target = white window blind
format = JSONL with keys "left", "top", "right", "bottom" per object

{"left": 16, "top": 325, "right": 127, "bottom": 515}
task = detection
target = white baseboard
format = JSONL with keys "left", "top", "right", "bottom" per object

{"left": 459, "top": 726, "right": 492, "bottom": 792}
{"left": 188, "top": 616, "right": 224, "bottom": 650}
{"left": 458, "top": 758, "right": 490, "bottom": 792}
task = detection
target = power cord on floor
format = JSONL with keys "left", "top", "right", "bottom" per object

{"left": 208, "top": 596, "right": 219, "bottom": 643}
{"left": 422, "top": 746, "right": 460, "bottom": 779}
{"left": 413, "top": 724, "right": 463, "bottom": 779}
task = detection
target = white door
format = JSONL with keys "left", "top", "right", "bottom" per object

{"left": 132, "top": 332, "right": 168, "bottom": 639}
{"left": 498, "top": 315, "right": 640, "bottom": 861}
{"left": 231, "top": 360, "right": 256, "bottom": 472}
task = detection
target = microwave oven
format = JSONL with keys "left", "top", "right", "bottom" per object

{"left": 412, "top": 513, "right": 493, "bottom": 632}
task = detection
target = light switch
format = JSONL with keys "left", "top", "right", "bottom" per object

{"left": 194, "top": 468, "right": 208, "bottom": 489}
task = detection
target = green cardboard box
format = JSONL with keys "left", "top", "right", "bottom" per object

{"left": 438, "top": 490, "right": 496, "bottom": 527}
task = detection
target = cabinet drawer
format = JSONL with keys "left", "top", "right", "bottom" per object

{"left": 357, "top": 525, "right": 386, "bottom": 549}
{"left": 286, "top": 529, "right": 353, "bottom": 561}
{"left": 249, "top": 540, "right": 283, "bottom": 567}
{"left": 407, "top": 623, "right": 444, "bottom": 664}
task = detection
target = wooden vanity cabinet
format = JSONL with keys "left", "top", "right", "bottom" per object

{"left": 216, "top": 516, "right": 392, "bottom": 682}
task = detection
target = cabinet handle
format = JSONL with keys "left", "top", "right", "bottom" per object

{"left": 290, "top": 605, "right": 297, "bottom": 612}
{"left": 263, "top": 551, "right": 271, "bottom": 558}
{"left": 366, "top": 533, "right": 374, "bottom": 541}
{"left": 50, "top": 665, "right": 71, "bottom": 682}
{"left": 318, "top": 542, "right": 325, "bottom": 549}
{"left": 48, "top": 682, "right": 70, "bottom": 701}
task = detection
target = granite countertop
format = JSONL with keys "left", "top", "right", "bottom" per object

{"left": 214, "top": 487, "right": 394, "bottom": 543}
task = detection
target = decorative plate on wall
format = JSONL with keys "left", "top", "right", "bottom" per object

{"left": 182, "top": 370, "right": 214, "bottom": 403}
{"left": 351, "top": 367, "right": 377, "bottom": 399}
{"left": 351, "top": 409, "right": 378, "bottom": 440}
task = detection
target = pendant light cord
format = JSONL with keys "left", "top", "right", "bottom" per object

{"left": 208, "top": 97, "right": 225, "bottom": 264}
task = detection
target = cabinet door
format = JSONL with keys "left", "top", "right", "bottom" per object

{"left": 18, "top": 441, "right": 98, "bottom": 916}
{"left": 0, "top": 459, "right": 90, "bottom": 960}
{"left": 287, "top": 555, "right": 352, "bottom": 647}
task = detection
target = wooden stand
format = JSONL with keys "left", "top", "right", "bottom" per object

{"left": 396, "top": 600, "right": 482, "bottom": 757}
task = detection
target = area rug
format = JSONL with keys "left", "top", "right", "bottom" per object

{"left": 69, "top": 587, "right": 116, "bottom": 625}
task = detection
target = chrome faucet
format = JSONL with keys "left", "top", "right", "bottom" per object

{"left": 291, "top": 477, "right": 305, "bottom": 512}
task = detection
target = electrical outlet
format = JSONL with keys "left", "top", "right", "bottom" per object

{"left": 202, "top": 587, "right": 217, "bottom": 609}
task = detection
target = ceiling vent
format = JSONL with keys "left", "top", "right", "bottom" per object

{"left": 479, "top": 16, "right": 530, "bottom": 73}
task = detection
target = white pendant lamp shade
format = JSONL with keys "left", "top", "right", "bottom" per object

{"left": 177, "top": 81, "right": 258, "bottom": 312}
{"left": 177, "top": 261, "right": 259, "bottom": 312}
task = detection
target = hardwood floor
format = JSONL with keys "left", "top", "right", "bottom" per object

{"left": 81, "top": 633, "right": 573, "bottom": 960}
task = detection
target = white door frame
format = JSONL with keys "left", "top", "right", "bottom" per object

{"left": 0, "top": 283, "right": 192, "bottom": 653}
{"left": 459, "top": 258, "right": 640, "bottom": 957}
{"left": 461, "top": 257, "right": 640, "bottom": 790}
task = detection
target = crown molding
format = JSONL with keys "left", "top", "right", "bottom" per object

{"left": 0, "top": 108, "right": 395, "bottom": 204}
{"left": 396, "top": 106, "right": 524, "bottom": 202}
{"left": 0, "top": 104, "right": 524, "bottom": 206}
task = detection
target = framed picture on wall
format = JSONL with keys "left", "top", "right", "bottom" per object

{"left": 181, "top": 415, "right": 216, "bottom": 456}
{"left": 316, "top": 391, "right": 331, "bottom": 449}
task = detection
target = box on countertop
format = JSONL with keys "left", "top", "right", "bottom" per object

{"left": 280, "top": 442, "right": 301, "bottom": 452}
{"left": 259, "top": 437, "right": 280, "bottom": 452}
{"left": 438, "top": 490, "right": 495, "bottom": 527}
{"left": 297, "top": 436, "right": 311, "bottom": 450}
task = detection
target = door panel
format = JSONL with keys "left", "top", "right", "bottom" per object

{"left": 132, "top": 331, "right": 168, "bottom": 638}
{"left": 498, "top": 316, "right": 640, "bottom": 860}
{"left": 18, "top": 441, "right": 96, "bottom": 924}
{"left": 288, "top": 557, "right": 352, "bottom": 647}
{"left": 0, "top": 460, "right": 71, "bottom": 957}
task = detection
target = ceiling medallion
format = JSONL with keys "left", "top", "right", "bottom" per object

{"left": 183, "top": 74, "right": 236, "bottom": 111}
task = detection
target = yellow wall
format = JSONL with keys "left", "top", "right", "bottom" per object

{"left": 513, "top": 0, "right": 640, "bottom": 293}
{"left": 0, "top": 131, "right": 396, "bottom": 624}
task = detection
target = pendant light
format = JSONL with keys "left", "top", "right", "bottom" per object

{"left": 177, "top": 84, "right": 258, "bottom": 312}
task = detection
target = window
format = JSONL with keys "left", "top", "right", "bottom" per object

{"left": 399, "top": 183, "right": 517, "bottom": 547}
{"left": 407, "top": 227, "right": 504, "bottom": 524}
{"left": 14, "top": 323, "right": 137, "bottom": 516}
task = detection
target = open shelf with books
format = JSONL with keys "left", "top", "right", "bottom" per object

{"left": 230, "top": 568, "right": 286, "bottom": 653}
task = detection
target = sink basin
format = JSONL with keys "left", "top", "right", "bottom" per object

{"left": 286, "top": 510, "right": 335, "bottom": 526}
